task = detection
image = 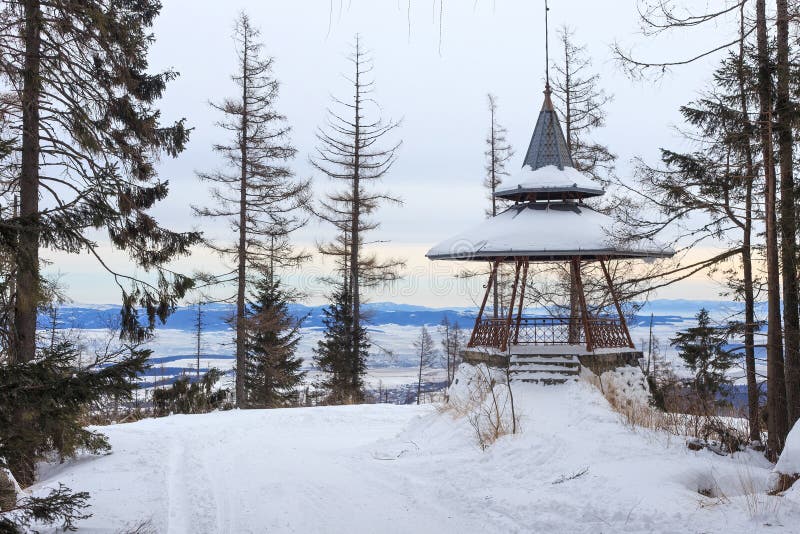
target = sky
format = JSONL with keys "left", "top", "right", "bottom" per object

{"left": 41, "top": 0, "right": 743, "bottom": 307}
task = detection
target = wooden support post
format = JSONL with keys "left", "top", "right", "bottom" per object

{"left": 600, "top": 257, "right": 635, "bottom": 349}
{"left": 502, "top": 259, "right": 522, "bottom": 352}
{"left": 513, "top": 261, "right": 529, "bottom": 344}
{"left": 572, "top": 257, "right": 593, "bottom": 352}
{"left": 468, "top": 260, "right": 500, "bottom": 347}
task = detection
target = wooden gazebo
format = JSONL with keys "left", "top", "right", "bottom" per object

{"left": 426, "top": 86, "right": 673, "bottom": 356}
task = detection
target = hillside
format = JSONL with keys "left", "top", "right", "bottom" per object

{"left": 31, "top": 376, "right": 799, "bottom": 533}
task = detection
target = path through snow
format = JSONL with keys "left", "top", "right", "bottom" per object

{"left": 34, "top": 381, "right": 800, "bottom": 533}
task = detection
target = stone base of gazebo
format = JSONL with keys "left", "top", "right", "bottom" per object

{"left": 460, "top": 345, "right": 642, "bottom": 383}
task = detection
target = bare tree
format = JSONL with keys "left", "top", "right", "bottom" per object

{"left": 313, "top": 35, "right": 404, "bottom": 393}
{"left": 551, "top": 25, "right": 615, "bottom": 182}
{"left": 194, "top": 13, "right": 310, "bottom": 406}
{"left": 414, "top": 325, "right": 438, "bottom": 404}
{"left": 439, "top": 316, "right": 466, "bottom": 386}
{"left": 193, "top": 300, "right": 204, "bottom": 381}
{"left": 484, "top": 94, "right": 514, "bottom": 318}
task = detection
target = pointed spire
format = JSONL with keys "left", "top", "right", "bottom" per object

{"left": 522, "top": 86, "right": 573, "bottom": 171}
{"left": 522, "top": 0, "right": 572, "bottom": 171}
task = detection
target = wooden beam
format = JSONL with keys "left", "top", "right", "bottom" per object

{"left": 600, "top": 257, "right": 636, "bottom": 349}
{"left": 502, "top": 259, "right": 522, "bottom": 352}
{"left": 513, "top": 260, "right": 530, "bottom": 344}
{"left": 572, "top": 257, "right": 593, "bottom": 352}
{"left": 468, "top": 260, "right": 499, "bottom": 347}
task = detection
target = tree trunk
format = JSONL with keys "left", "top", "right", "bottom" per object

{"left": 776, "top": 0, "right": 800, "bottom": 429}
{"left": 490, "top": 106, "right": 499, "bottom": 320}
{"left": 14, "top": 0, "right": 42, "bottom": 364}
{"left": 235, "top": 27, "right": 250, "bottom": 408}
{"left": 736, "top": 8, "right": 761, "bottom": 443}
{"left": 416, "top": 348, "right": 423, "bottom": 405}
{"left": 563, "top": 50, "right": 580, "bottom": 344}
{"left": 755, "top": 0, "right": 788, "bottom": 459}
{"left": 350, "top": 40, "right": 362, "bottom": 401}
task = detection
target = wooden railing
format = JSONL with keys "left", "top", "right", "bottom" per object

{"left": 468, "top": 316, "right": 632, "bottom": 352}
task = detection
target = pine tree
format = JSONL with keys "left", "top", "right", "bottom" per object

{"left": 611, "top": 15, "right": 764, "bottom": 444}
{"left": 244, "top": 275, "right": 306, "bottom": 408}
{"left": 152, "top": 368, "right": 228, "bottom": 416}
{"left": 0, "top": 0, "right": 201, "bottom": 361}
{"left": 313, "top": 287, "right": 369, "bottom": 404}
{"left": 0, "top": 339, "right": 149, "bottom": 486}
{"left": 194, "top": 13, "right": 310, "bottom": 406}
{"left": 313, "top": 35, "right": 403, "bottom": 389}
{"left": 671, "top": 309, "right": 737, "bottom": 409}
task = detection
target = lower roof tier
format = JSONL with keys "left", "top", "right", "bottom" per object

{"left": 426, "top": 202, "right": 674, "bottom": 262}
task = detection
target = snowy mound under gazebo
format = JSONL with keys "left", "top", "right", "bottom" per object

{"left": 426, "top": 86, "right": 673, "bottom": 382}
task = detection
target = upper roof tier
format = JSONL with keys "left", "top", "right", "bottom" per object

{"left": 425, "top": 202, "right": 674, "bottom": 262}
{"left": 494, "top": 165, "right": 605, "bottom": 202}
{"left": 496, "top": 87, "right": 603, "bottom": 202}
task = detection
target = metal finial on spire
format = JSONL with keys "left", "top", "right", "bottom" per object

{"left": 544, "top": 0, "right": 550, "bottom": 91}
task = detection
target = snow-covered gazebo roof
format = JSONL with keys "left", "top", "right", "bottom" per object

{"left": 426, "top": 202, "right": 672, "bottom": 262}
{"left": 494, "top": 165, "right": 605, "bottom": 202}
{"left": 426, "top": 84, "right": 673, "bottom": 263}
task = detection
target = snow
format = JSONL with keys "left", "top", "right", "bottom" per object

{"left": 426, "top": 202, "right": 673, "bottom": 261}
{"left": 594, "top": 366, "right": 652, "bottom": 407}
{"left": 30, "top": 372, "right": 800, "bottom": 532}
{"left": 495, "top": 164, "right": 603, "bottom": 194}
{"left": 776, "top": 422, "right": 800, "bottom": 476}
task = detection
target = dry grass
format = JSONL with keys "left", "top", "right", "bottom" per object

{"left": 584, "top": 372, "right": 749, "bottom": 454}
{"left": 444, "top": 364, "right": 519, "bottom": 450}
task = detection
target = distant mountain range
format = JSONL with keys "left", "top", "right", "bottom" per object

{"left": 42, "top": 298, "right": 753, "bottom": 332}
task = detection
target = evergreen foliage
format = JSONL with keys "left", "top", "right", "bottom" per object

{"left": 671, "top": 309, "right": 736, "bottom": 406}
{"left": 152, "top": 368, "right": 229, "bottom": 417}
{"left": 0, "top": 340, "right": 148, "bottom": 486}
{"left": 243, "top": 276, "right": 306, "bottom": 408}
{"left": 0, "top": 483, "right": 90, "bottom": 534}
{"left": 313, "top": 288, "right": 369, "bottom": 404}
{"left": 0, "top": 0, "right": 201, "bottom": 359}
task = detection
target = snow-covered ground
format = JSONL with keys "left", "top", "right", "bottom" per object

{"left": 33, "top": 376, "right": 800, "bottom": 533}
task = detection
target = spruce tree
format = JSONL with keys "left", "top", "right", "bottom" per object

{"left": 313, "top": 36, "right": 403, "bottom": 394}
{"left": 244, "top": 275, "right": 305, "bottom": 408}
{"left": 671, "top": 309, "right": 736, "bottom": 409}
{"left": 0, "top": 0, "right": 201, "bottom": 360}
{"left": 0, "top": 339, "right": 149, "bottom": 486}
{"left": 194, "top": 13, "right": 310, "bottom": 406}
{"left": 313, "top": 287, "right": 369, "bottom": 404}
